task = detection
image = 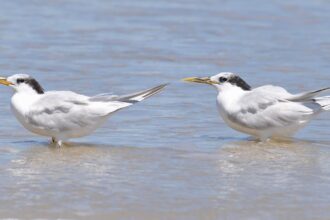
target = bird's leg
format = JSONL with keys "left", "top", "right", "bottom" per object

{"left": 51, "top": 137, "right": 56, "bottom": 143}
{"left": 51, "top": 137, "right": 63, "bottom": 147}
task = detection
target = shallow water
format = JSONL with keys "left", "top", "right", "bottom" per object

{"left": 0, "top": 0, "right": 330, "bottom": 219}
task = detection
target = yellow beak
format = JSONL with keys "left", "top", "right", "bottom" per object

{"left": 183, "top": 77, "right": 219, "bottom": 85}
{"left": 0, "top": 77, "right": 13, "bottom": 86}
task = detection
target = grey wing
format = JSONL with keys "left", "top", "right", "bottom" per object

{"left": 233, "top": 87, "right": 314, "bottom": 130}
{"left": 26, "top": 92, "right": 104, "bottom": 132}
{"left": 88, "top": 93, "right": 118, "bottom": 102}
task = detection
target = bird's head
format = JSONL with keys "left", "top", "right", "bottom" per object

{"left": 0, "top": 74, "right": 44, "bottom": 94}
{"left": 183, "top": 72, "right": 251, "bottom": 92}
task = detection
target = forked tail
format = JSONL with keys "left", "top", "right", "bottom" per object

{"left": 315, "top": 96, "right": 330, "bottom": 111}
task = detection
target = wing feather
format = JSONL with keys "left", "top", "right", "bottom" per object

{"left": 287, "top": 87, "right": 330, "bottom": 102}
{"left": 232, "top": 86, "right": 314, "bottom": 130}
{"left": 25, "top": 91, "right": 121, "bottom": 132}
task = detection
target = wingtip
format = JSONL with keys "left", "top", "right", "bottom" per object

{"left": 147, "top": 83, "right": 169, "bottom": 95}
{"left": 158, "top": 83, "right": 170, "bottom": 88}
{"left": 117, "top": 83, "right": 169, "bottom": 103}
{"left": 150, "top": 83, "right": 170, "bottom": 92}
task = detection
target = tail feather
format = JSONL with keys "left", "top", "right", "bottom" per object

{"left": 116, "top": 83, "right": 168, "bottom": 103}
{"left": 315, "top": 96, "right": 330, "bottom": 111}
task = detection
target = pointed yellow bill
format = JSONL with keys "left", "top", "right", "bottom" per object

{"left": 183, "top": 77, "right": 219, "bottom": 85}
{"left": 0, "top": 77, "right": 13, "bottom": 86}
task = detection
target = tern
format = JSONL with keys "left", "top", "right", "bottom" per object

{"left": 0, "top": 74, "right": 167, "bottom": 146}
{"left": 184, "top": 72, "right": 330, "bottom": 141}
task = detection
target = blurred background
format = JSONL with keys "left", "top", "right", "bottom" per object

{"left": 0, "top": 0, "right": 330, "bottom": 219}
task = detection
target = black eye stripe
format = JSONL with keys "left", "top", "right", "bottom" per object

{"left": 17, "top": 78, "right": 25, "bottom": 84}
{"left": 219, "top": 77, "right": 227, "bottom": 83}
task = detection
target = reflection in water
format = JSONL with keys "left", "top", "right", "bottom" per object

{"left": 217, "top": 139, "right": 318, "bottom": 180}
{"left": 212, "top": 139, "right": 330, "bottom": 219}
{"left": 7, "top": 142, "right": 146, "bottom": 187}
{"left": 3, "top": 142, "right": 215, "bottom": 218}
{"left": 1, "top": 139, "right": 330, "bottom": 219}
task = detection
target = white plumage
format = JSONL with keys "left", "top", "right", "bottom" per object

{"left": 184, "top": 72, "right": 330, "bottom": 141}
{"left": 0, "top": 74, "right": 167, "bottom": 146}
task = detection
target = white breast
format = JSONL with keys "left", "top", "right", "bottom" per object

{"left": 10, "top": 92, "right": 47, "bottom": 136}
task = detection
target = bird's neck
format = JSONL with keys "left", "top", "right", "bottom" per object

{"left": 11, "top": 91, "right": 42, "bottom": 113}
{"left": 217, "top": 86, "right": 247, "bottom": 112}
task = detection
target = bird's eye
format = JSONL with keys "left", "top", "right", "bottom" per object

{"left": 17, "top": 79, "right": 25, "bottom": 84}
{"left": 219, "top": 77, "right": 227, "bottom": 83}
